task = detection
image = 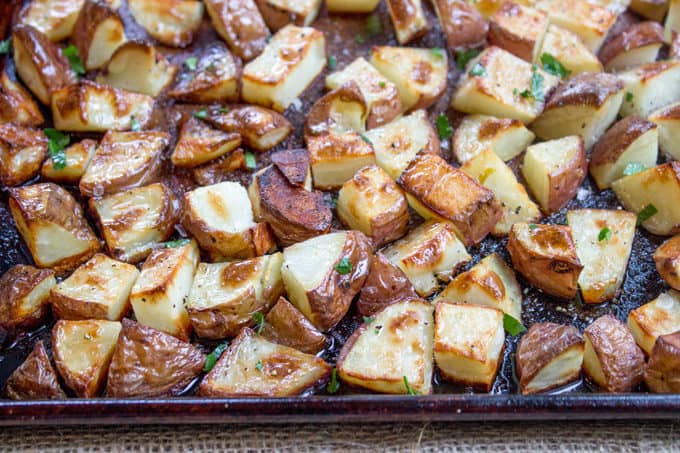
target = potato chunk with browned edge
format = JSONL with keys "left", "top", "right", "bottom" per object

{"left": 71, "top": 0, "right": 127, "bottom": 70}
{"left": 4, "top": 341, "right": 65, "bottom": 400}
{"left": 627, "top": 290, "right": 680, "bottom": 355}
{"left": 619, "top": 61, "right": 680, "bottom": 117}
{"left": 489, "top": 2, "right": 549, "bottom": 62}
{"left": 206, "top": 105, "right": 292, "bottom": 152}
{"left": 261, "top": 297, "right": 327, "bottom": 354}
{"left": 453, "top": 114, "right": 535, "bottom": 164}
{"left": 386, "top": 0, "right": 428, "bottom": 44}
{"left": 432, "top": 0, "right": 488, "bottom": 51}
{"left": 654, "top": 236, "right": 680, "bottom": 291}
{"left": 41, "top": 139, "right": 97, "bottom": 185}
{"left": 649, "top": 102, "right": 680, "bottom": 161}
{"left": 645, "top": 331, "right": 680, "bottom": 393}
{"left": 19, "top": 0, "right": 85, "bottom": 42}
{"left": 204, "top": 0, "right": 270, "bottom": 61}
{"left": 127, "top": 0, "right": 203, "bottom": 47}
{"left": 256, "top": 0, "right": 323, "bottom": 31}
{"left": 0, "top": 70, "right": 44, "bottom": 126}
{"left": 171, "top": 118, "right": 241, "bottom": 168}
{"left": 599, "top": 22, "right": 664, "bottom": 72}
{"left": 357, "top": 253, "right": 417, "bottom": 317}
{"left": 0, "top": 123, "right": 47, "bottom": 187}
{"left": 0, "top": 265, "right": 55, "bottom": 336}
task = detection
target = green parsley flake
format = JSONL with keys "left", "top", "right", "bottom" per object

{"left": 540, "top": 53, "right": 571, "bottom": 79}
{"left": 360, "top": 133, "right": 373, "bottom": 145}
{"left": 598, "top": 227, "right": 612, "bottom": 242}
{"left": 244, "top": 151, "right": 257, "bottom": 170}
{"left": 218, "top": 107, "right": 230, "bottom": 114}
{"left": 44, "top": 128, "right": 70, "bottom": 170}
{"left": 529, "top": 223, "right": 538, "bottom": 230}
{"left": 469, "top": 63, "right": 486, "bottom": 77}
{"left": 203, "top": 343, "right": 228, "bottom": 372}
{"left": 625, "top": 92, "right": 634, "bottom": 103}
{"left": 431, "top": 47, "right": 445, "bottom": 60}
{"left": 335, "top": 257, "right": 352, "bottom": 275}
{"left": 327, "top": 368, "right": 340, "bottom": 394}
{"left": 184, "top": 57, "right": 198, "bottom": 71}
{"left": 63, "top": 45, "right": 85, "bottom": 76}
{"left": 362, "top": 316, "right": 374, "bottom": 324}
{"left": 503, "top": 313, "right": 527, "bottom": 336}
{"left": 455, "top": 48, "right": 481, "bottom": 70}
{"left": 163, "top": 238, "right": 190, "bottom": 248}
{"left": 403, "top": 376, "right": 418, "bottom": 395}
{"left": 252, "top": 312, "right": 265, "bottom": 334}
{"left": 255, "top": 361, "right": 263, "bottom": 372}
{"left": 436, "top": 114, "right": 453, "bottom": 140}
{"left": 355, "top": 34, "right": 365, "bottom": 44}
{"left": 0, "top": 39, "right": 10, "bottom": 54}
{"left": 379, "top": 81, "right": 386, "bottom": 88}
{"left": 130, "top": 115, "right": 142, "bottom": 132}
{"left": 637, "top": 203, "right": 658, "bottom": 225}
{"left": 193, "top": 108, "right": 209, "bottom": 119}
{"left": 528, "top": 71, "right": 545, "bottom": 102}
{"left": 366, "top": 13, "right": 382, "bottom": 37}
{"left": 622, "top": 162, "right": 646, "bottom": 176}
{"left": 328, "top": 55, "right": 337, "bottom": 70}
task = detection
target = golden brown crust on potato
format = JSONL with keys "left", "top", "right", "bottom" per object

{"left": 598, "top": 21, "right": 665, "bottom": 65}
{"left": 0, "top": 70, "right": 44, "bottom": 126}
{"left": 204, "top": 0, "right": 270, "bottom": 61}
{"left": 590, "top": 116, "right": 657, "bottom": 167}
{"left": 71, "top": 0, "right": 125, "bottom": 70}
{"left": 304, "top": 81, "right": 367, "bottom": 140}
{"left": 171, "top": 117, "right": 241, "bottom": 168}
{"left": 432, "top": 0, "right": 488, "bottom": 51}
{"left": 644, "top": 331, "right": 680, "bottom": 393}
{"left": 206, "top": 105, "right": 292, "bottom": 152}
{"left": 357, "top": 253, "right": 418, "bottom": 317}
{"left": 271, "top": 148, "right": 310, "bottom": 188}
{"left": 543, "top": 73, "right": 623, "bottom": 110}
{"left": 41, "top": 139, "right": 97, "bottom": 185}
{"left": 654, "top": 236, "right": 680, "bottom": 291}
{"left": 488, "top": 1, "right": 547, "bottom": 62}
{"left": 191, "top": 149, "right": 247, "bottom": 186}
{"left": 4, "top": 341, "right": 66, "bottom": 400}
{"left": 127, "top": 0, "right": 203, "bottom": 48}
{"left": 0, "top": 123, "right": 47, "bottom": 187}
{"left": 262, "top": 297, "right": 327, "bottom": 354}
{"left": 0, "top": 265, "right": 54, "bottom": 335}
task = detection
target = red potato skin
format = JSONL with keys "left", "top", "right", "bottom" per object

{"left": 4, "top": 341, "right": 66, "bottom": 400}
{"left": 645, "top": 331, "right": 680, "bottom": 393}
{"left": 357, "top": 253, "right": 418, "bottom": 316}
{"left": 261, "top": 297, "right": 327, "bottom": 354}
{"left": 545, "top": 138, "right": 587, "bottom": 214}
{"left": 432, "top": 0, "right": 488, "bottom": 51}
{"left": 598, "top": 21, "right": 664, "bottom": 65}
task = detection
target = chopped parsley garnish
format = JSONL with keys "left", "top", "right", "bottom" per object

{"left": 327, "top": 368, "right": 340, "bottom": 394}
{"left": 130, "top": 115, "right": 142, "bottom": 132}
{"left": 244, "top": 151, "right": 257, "bottom": 170}
{"left": 0, "top": 39, "right": 10, "bottom": 54}
{"left": 355, "top": 34, "right": 365, "bottom": 44}
{"left": 362, "top": 316, "right": 374, "bottom": 324}
{"left": 623, "top": 162, "right": 646, "bottom": 176}
{"left": 184, "top": 57, "right": 198, "bottom": 71}
{"left": 193, "top": 108, "right": 209, "bottom": 119}
{"left": 529, "top": 223, "right": 538, "bottom": 230}
{"left": 163, "top": 238, "right": 190, "bottom": 248}
{"left": 478, "top": 167, "right": 496, "bottom": 184}
{"left": 598, "top": 227, "right": 612, "bottom": 242}
{"left": 335, "top": 257, "right": 352, "bottom": 275}
{"left": 44, "top": 128, "right": 70, "bottom": 170}
{"left": 252, "top": 312, "right": 265, "bottom": 334}
{"left": 203, "top": 343, "right": 228, "bottom": 372}
{"left": 366, "top": 13, "right": 382, "bottom": 37}
{"left": 379, "top": 81, "right": 386, "bottom": 88}
{"left": 360, "top": 133, "right": 373, "bottom": 145}
{"left": 218, "top": 107, "right": 230, "bottom": 114}
{"left": 637, "top": 203, "right": 658, "bottom": 225}
{"left": 521, "top": 69, "right": 545, "bottom": 102}
{"left": 436, "top": 114, "right": 453, "bottom": 140}
{"left": 255, "top": 361, "right": 263, "bottom": 372}
{"left": 63, "top": 45, "right": 85, "bottom": 76}
{"left": 455, "top": 48, "right": 481, "bottom": 70}
{"left": 503, "top": 313, "right": 527, "bottom": 336}
{"left": 328, "top": 55, "right": 337, "bottom": 70}
{"left": 430, "top": 47, "right": 445, "bottom": 60}
{"left": 469, "top": 63, "right": 486, "bottom": 77}
{"left": 403, "top": 376, "right": 418, "bottom": 395}
{"left": 540, "top": 53, "right": 571, "bottom": 79}
{"left": 625, "top": 91, "right": 634, "bottom": 102}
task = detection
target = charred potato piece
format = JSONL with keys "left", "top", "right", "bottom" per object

{"left": 90, "top": 183, "right": 179, "bottom": 263}
{"left": 71, "top": 0, "right": 126, "bottom": 70}
{"left": 583, "top": 314, "right": 645, "bottom": 393}
{"left": 507, "top": 223, "right": 583, "bottom": 299}
{"left": 453, "top": 114, "right": 535, "bottom": 164}
{"left": 398, "top": 153, "right": 502, "bottom": 246}
{"left": 655, "top": 236, "right": 680, "bottom": 291}
{"left": 9, "top": 183, "right": 100, "bottom": 274}
{"left": 192, "top": 149, "right": 247, "bottom": 186}
{"left": 129, "top": 240, "right": 199, "bottom": 341}
{"left": 171, "top": 117, "right": 241, "bottom": 168}
{"left": 488, "top": 2, "right": 549, "bottom": 63}
{"left": 539, "top": 25, "right": 602, "bottom": 75}
{"left": 590, "top": 117, "right": 658, "bottom": 190}
{"left": 51, "top": 253, "right": 139, "bottom": 321}
{"left": 19, "top": 0, "right": 85, "bottom": 42}
{"left": 282, "top": 231, "right": 371, "bottom": 331}
{"left": 645, "top": 331, "right": 680, "bottom": 393}
{"left": 630, "top": 0, "right": 669, "bottom": 21}
{"left": 12, "top": 24, "right": 77, "bottom": 105}
{"left": 382, "top": 221, "right": 471, "bottom": 297}
{"left": 357, "top": 252, "right": 418, "bottom": 317}
{"left": 0, "top": 265, "right": 55, "bottom": 336}
{"left": 204, "top": 0, "right": 270, "bottom": 61}
{"left": 261, "top": 297, "right": 327, "bottom": 354}
{"left": 242, "top": 25, "right": 326, "bottom": 111}
{"left": 80, "top": 130, "right": 168, "bottom": 197}
{"left": 338, "top": 298, "right": 434, "bottom": 394}
{"left": 599, "top": 22, "right": 664, "bottom": 72}
{"left": 337, "top": 165, "right": 409, "bottom": 247}
{"left": 52, "top": 319, "right": 121, "bottom": 398}
{"left": 182, "top": 181, "right": 276, "bottom": 261}
{"left": 386, "top": 0, "right": 429, "bottom": 44}
{"left": 431, "top": 0, "right": 488, "bottom": 51}
{"left": 186, "top": 253, "right": 284, "bottom": 339}
{"left": 41, "top": 139, "right": 97, "bottom": 185}
{"left": 619, "top": 61, "right": 680, "bottom": 118}
{"left": 106, "top": 319, "right": 205, "bottom": 398}
{"left": 627, "top": 290, "right": 680, "bottom": 355}
{"left": 270, "top": 147, "right": 312, "bottom": 188}
{"left": 0, "top": 70, "right": 44, "bottom": 126}
{"left": 127, "top": 0, "right": 203, "bottom": 48}
{"left": 199, "top": 327, "right": 331, "bottom": 397}
{"left": 516, "top": 322, "right": 584, "bottom": 394}
{"left": 649, "top": 102, "right": 680, "bottom": 161}
{"left": 256, "top": 0, "right": 323, "bottom": 31}
{"left": 206, "top": 105, "right": 292, "bottom": 152}
{"left": 0, "top": 123, "right": 47, "bottom": 187}
{"left": 4, "top": 341, "right": 65, "bottom": 400}
{"left": 370, "top": 46, "right": 447, "bottom": 111}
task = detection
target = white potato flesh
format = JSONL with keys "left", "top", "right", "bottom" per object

{"left": 627, "top": 290, "right": 680, "bottom": 355}
{"left": 127, "top": 0, "right": 204, "bottom": 47}
{"left": 186, "top": 182, "right": 256, "bottom": 234}
{"left": 538, "top": 25, "right": 603, "bottom": 75}
{"left": 453, "top": 114, "right": 535, "bottom": 164}
{"left": 619, "top": 61, "right": 680, "bottom": 117}
{"left": 19, "top": 0, "right": 84, "bottom": 41}
{"left": 524, "top": 345, "right": 584, "bottom": 394}
{"left": 98, "top": 43, "right": 176, "bottom": 97}
{"left": 666, "top": 0, "right": 680, "bottom": 43}
{"left": 649, "top": 102, "right": 680, "bottom": 161}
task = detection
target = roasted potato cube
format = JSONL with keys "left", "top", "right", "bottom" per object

{"left": 0, "top": 265, "right": 55, "bottom": 336}
{"left": 205, "top": 0, "right": 270, "bottom": 61}
{"left": 41, "top": 139, "right": 97, "bottom": 185}
{"left": 612, "top": 163, "right": 680, "bottom": 236}
{"left": 431, "top": 0, "right": 488, "bottom": 51}
{"left": 270, "top": 148, "right": 312, "bottom": 189}
{"left": 666, "top": 0, "right": 680, "bottom": 43}
{"left": 19, "top": 0, "right": 85, "bottom": 42}
{"left": 51, "top": 81, "right": 155, "bottom": 132}
{"left": 129, "top": 240, "right": 199, "bottom": 341}
{"left": 182, "top": 181, "right": 276, "bottom": 261}
{"left": 489, "top": 2, "right": 549, "bottom": 62}
{"left": 127, "top": 0, "right": 203, "bottom": 47}
{"left": 0, "top": 123, "right": 47, "bottom": 187}
{"left": 167, "top": 44, "right": 241, "bottom": 103}
{"left": 97, "top": 42, "right": 177, "bottom": 97}
{"left": 599, "top": 22, "right": 664, "bottom": 72}
{"left": 337, "top": 165, "right": 409, "bottom": 247}
{"left": 451, "top": 46, "right": 560, "bottom": 124}
{"left": 516, "top": 322, "right": 584, "bottom": 394}
{"left": 437, "top": 253, "right": 523, "bottom": 320}
{"left": 51, "top": 253, "right": 139, "bottom": 321}
{"left": 522, "top": 135, "right": 586, "bottom": 214}
{"left": 649, "top": 102, "right": 680, "bottom": 161}
{"left": 583, "top": 314, "right": 645, "bottom": 393}
{"left": 171, "top": 118, "right": 241, "bottom": 168}
{"left": 531, "top": 73, "right": 623, "bottom": 150}
{"left": 539, "top": 25, "right": 603, "bottom": 75}
{"left": 186, "top": 253, "right": 284, "bottom": 339}
{"left": 507, "top": 223, "right": 583, "bottom": 299}
{"left": 80, "top": 130, "right": 168, "bottom": 197}
{"left": 630, "top": 0, "right": 669, "bottom": 21}
{"left": 282, "top": 231, "right": 370, "bottom": 331}
{"left": 366, "top": 109, "right": 440, "bottom": 180}
{"left": 242, "top": 25, "right": 326, "bottom": 112}
{"left": 589, "top": 117, "right": 658, "bottom": 190}
{"left": 386, "top": 0, "right": 429, "bottom": 44}
{"left": 453, "top": 114, "right": 535, "bottom": 164}
{"left": 52, "top": 319, "right": 121, "bottom": 398}
{"left": 12, "top": 24, "right": 77, "bottom": 105}
{"left": 338, "top": 298, "right": 434, "bottom": 394}
{"left": 325, "top": 57, "right": 403, "bottom": 129}
{"left": 567, "top": 209, "right": 636, "bottom": 304}
{"left": 370, "top": 46, "right": 447, "bottom": 111}
{"left": 627, "top": 290, "right": 680, "bottom": 355}
{"left": 256, "top": 0, "right": 323, "bottom": 31}
{"left": 9, "top": 183, "right": 100, "bottom": 274}
{"left": 106, "top": 319, "right": 205, "bottom": 398}
{"left": 357, "top": 252, "right": 418, "bottom": 317}
{"left": 434, "top": 301, "right": 504, "bottom": 391}
{"left": 206, "top": 105, "right": 292, "bottom": 152}
{"left": 90, "top": 183, "right": 179, "bottom": 263}
{"left": 398, "top": 153, "right": 502, "bottom": 246}
{"left": 192, "top": 150, "right": 247, "bottom": 186}
{"left": 461, "top": 149, "right": 542, "bottom": 235}
{"left": 382, "top": 221, "right": 471, "bottom": 296}
{"left": 0, "top": 70, "right": 44, "bottom": 126}
{"left": 644, "top": 331, "right": 680, "bottom": 393}
{"left": 71, "top": 0, "right": 127, "bottom": 70}
{"left": 261, "top": 297, "right": 327, "bottom": 354}
{"left": 4, "top": 341, "right": 65, "bottom": 400}
{"left": 619, "top": 61, "right": 680, "bottom": 117}
{"left": 199, "top": 327, "right": 331, "bottom": 397}
{"left": 655, "top": 236, "right": 680, "bottom": 291}
{"left": 326, "top": 0, "right": 380, "bottom": 12}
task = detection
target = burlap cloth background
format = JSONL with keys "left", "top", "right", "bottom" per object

{"left": 0, "top": 420, "right": 677, "bottom": 451}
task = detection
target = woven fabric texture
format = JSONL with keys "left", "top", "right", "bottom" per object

{"left": 0, "top": 421, "right": 678, "bottom": 452}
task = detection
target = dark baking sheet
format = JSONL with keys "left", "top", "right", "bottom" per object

{"left": 1, "top": 0, "right": 680, "bottom": 425}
